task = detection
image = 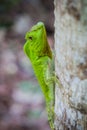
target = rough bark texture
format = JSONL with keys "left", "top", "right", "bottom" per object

{"left": 54, "top": 0, "right": 87, "bottom": 130}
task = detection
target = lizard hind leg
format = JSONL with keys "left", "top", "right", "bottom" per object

{"left": 47, "top": 107, "right": 55, "bottom": 130}
{"left": 45, "top": 72, "right": 62, "bottom": 88}
{"left": 52, "top": 72, "right": 63, "bottom": 89}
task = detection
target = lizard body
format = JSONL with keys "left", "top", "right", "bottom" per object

{"left": 23, "top": 22, "right": 54, "bottom": 130}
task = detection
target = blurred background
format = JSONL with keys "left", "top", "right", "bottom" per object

{"left": 0, "top": 0, "right": 54, "bottom": 130}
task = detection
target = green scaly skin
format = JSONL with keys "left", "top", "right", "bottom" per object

{"left": 23, "top": 22, "right": 54, "bottom": 130}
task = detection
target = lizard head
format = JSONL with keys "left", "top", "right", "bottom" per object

{"left": 24, "top": 22, "right": 52, "bottom": 60}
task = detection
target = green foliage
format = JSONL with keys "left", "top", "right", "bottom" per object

{"left": 0, "top": 0, "right": 20, "bottom": 12}
{"left": 0, "top": 0, "right": 21, "bottom": 27}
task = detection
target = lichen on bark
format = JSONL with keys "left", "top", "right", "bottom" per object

{"left": 54, "top": 0, "right": 87, "bottom": 129}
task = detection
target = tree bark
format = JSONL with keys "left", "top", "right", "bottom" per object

{"left": 54, "top": 0, "right": 87, "bottom": 130}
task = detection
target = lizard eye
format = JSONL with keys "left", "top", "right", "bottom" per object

{"left": 29, "top": 36, "right": 32, "bottom": 40}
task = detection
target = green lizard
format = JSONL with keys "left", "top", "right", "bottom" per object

{"left": 23, "top": 22, "right": 55, "bottom": 130}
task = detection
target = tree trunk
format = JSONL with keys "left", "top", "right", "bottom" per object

{"left": 54, "top": 0, "right": 87, "bottom": 130}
